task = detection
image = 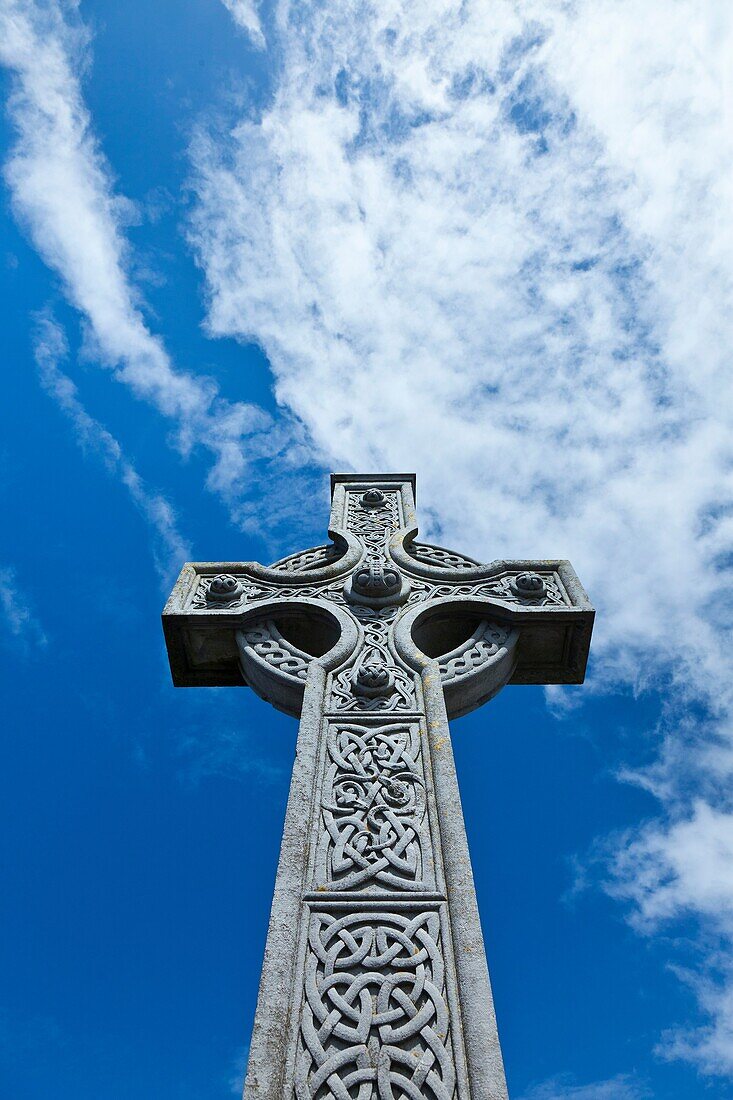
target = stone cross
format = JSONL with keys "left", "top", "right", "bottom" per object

{"left": 163, "top": 473, "right": 594, "bottom": 1100}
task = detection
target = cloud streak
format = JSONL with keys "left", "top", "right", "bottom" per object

{"left": 198, "top": 0, "right": 733, "bottom": 1076}
{"left": 33, "top": 313, "right": 190, "bottom": 585}
{"left": 220, "top": 0, "right": 265, "bottom": 50}
{"left": 0, "top": 0, "right": 289, "bottom": 520}
{"left": 0, "top": 565, "right": 47, "bottom": 651}
{"left": 518, "top": 1072, "right": 651, "bottom": 1100}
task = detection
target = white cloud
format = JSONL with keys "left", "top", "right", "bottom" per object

{"left": 33, "top": 313, "right": 190, "bottom": 585}
{"left": 518, "top": 1073, "right": 650, "bottom": 1100}
{"left": 612, "top": 802, "right": 733, "bottom": 935}
{"left": 660, "top": 972, "right": 733, "bottom": 1079}
{"left": 0, "top": 0, "right": 282, "bottom": 515}
{"left": 189, "top": 0, "right": 733, "bottom": 1077}
{"left": 609, "top": 800, "right": 733, "bottom": 1074}
{"left": 220, "top": 0, "right": 265, "bottom": 49}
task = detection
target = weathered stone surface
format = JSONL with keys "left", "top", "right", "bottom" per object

{"left": 162, "top": 473, "right": 594, "bottom": 1099}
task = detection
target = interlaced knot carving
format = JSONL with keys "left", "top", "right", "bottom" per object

{"left": 353, "top": 662, "right": 393, "bottom": 697}
{"left": 408, "top": 542, "right": 479, "bottom": 570}
{"left": 406, "top": 574, "right": 569, "bottom": 607}
{"left": 319, "top": 723, "right": 431, "bottom": 891}
{"left": 346, "top": 490, "right": 399, "bottom": 548}
{"left": 240, "top": 621, "right": 310, "bottom": 680}
{"left": 270, "top": 544, "right": 343, "bottom": 573}
{"left": 438, "top": 621, "right": 511, "bottom": 684}
{"left": 331, "top": 607, "right": 415, "bottom": 713}
{"left": 296, "top": 910, "right": 455, "bottom": 1100}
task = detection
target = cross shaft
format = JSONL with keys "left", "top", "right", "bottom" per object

{"left": 163, "top": 473, "right": 594, "bottom": 1099}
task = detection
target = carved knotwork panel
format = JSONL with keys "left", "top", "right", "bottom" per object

{"left": 315, "top": 721, "right": 436, "bottom": 893}
{"left": 344, "top": 489, "right": 401, "bottom": 550}
{"left": 295, "top": 907, "right": 460, "bottom": 1100}
{"left": 438, "top": 621, "right": 512, "bottom": 685}
{"left": 403, "top": 571, "right": 571, "bottom": 607}
{"left": 408, "top": 542, "right": 480, "bottom": 571}
{"left": 187, "top": 566, "right": 569, "bottom": 617}
{"left": 189, "top": 575, "right": 350, "bottom": 610}
{"left": 270, "top": 544, "right": 344, "bottom": 573}
{"left": 240, "top": 620, "right": 311, "bottom": 681}
{"left": 329, "top": 605, "right": 418, "bottom": 714}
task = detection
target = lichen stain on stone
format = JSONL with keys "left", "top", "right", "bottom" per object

{"left": 433, "top": 736, "right": 448, "bottom": 751}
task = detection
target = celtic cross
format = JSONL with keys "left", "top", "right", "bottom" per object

{"left": 163, "top": 473, "right": 594, "bottom": 1099}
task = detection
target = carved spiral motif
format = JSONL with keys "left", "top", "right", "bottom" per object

{"left": 207, "top": 573, "right": 243, "bottom": 602}
{"left": 359, "top": 487, "right": 387, "bottom": 509}
{"left": 510, "top": 571, "right": 546, "bottom": 598}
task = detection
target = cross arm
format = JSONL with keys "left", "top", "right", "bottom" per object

{"left": 162, "top": 473, "right": 594, "bottom": 700}
{"left": 391, "top": 585, "right": 592, "bottom": 721}
{"left": 394, "top": 564, "right": 594, "bottom": 684}
{"left": 161, "top": 556, "right": 358, "bottom": 689}
{"left": 390, "top": 534, "right": 594, "bottom": 687}
{"left": 162, "top": 476, "right": 416, "bottom": 689}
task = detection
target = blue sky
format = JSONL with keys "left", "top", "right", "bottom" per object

{"left": 2, "top": 1, "right": 733, "bottom": 1097}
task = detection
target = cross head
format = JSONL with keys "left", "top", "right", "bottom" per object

{"left": 163, "top": 473, "right": 594, "bottom": 1099}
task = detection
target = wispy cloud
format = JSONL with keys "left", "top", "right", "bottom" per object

{"left": 226, "top": 1043, "right": 250, "bottom": 1095}
{"left": 609, "top": 799, "right": 733, "bottom": 1075}
{"left": 220, "top": 0, "right": 265, "bottom": 50}
{"left": 33, "top": 312, "right": 190, "bottom": 585}
{"left": 518, "top": 1073, "right": 651, "bottom": 1100}
{"left": 0, "top": 565, "right": 47, "bottom": 651}
{"left": 174, "top": 723, "right": 284, "bottom": 788}
{"left": 659, "top": 969, "right": 733, "bottom": 1079}
{"left": 201, "top": 0, "right": 733, "bottom": 1076}
{"left": 0, "top": 0, "right": 297, "bottom": 527}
